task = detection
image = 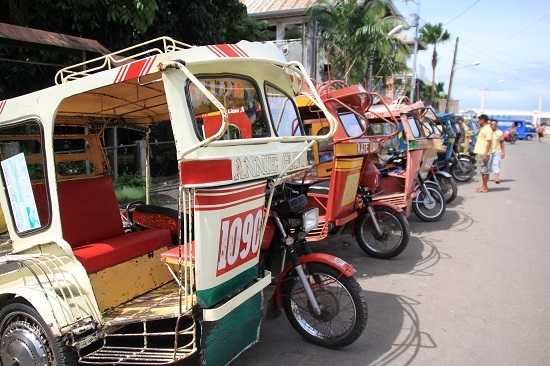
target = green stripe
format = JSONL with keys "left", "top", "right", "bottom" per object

{"left": 197, "top": 264, "right": 259, "bottom": 308}
{"left": 200, "top": 292, "right": 263, "bottom": 366}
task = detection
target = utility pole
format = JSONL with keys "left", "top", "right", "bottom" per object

{"left": 445, "top": 37, "right": 459, "bottom": 113}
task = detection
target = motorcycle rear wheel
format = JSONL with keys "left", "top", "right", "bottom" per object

{"left": 353, "top": 206, "right": 410, "bottom": 259}
{"left": 413, "top": 182, "right": 446, "bottom": 222}
{"left": 281, "top": 263, "right": 367, "bottom": 349}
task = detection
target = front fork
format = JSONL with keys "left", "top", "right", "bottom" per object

{"left": 273, "top": 213, "right": 322, "bottom": 315}
{"left": 417, "top": 174, "right": 436, "bottom": 204}
{"left": 360, "top": 188, "right": 383, "bottom": 236}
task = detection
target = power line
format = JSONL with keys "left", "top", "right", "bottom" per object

{"left": 444, "top": 0, "right": 480, "bottom": 25}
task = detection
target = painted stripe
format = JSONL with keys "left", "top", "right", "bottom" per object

{"left": 195, "top": 193, "right": 265, "bottom": 211}
{"left": 334, "top": 158, "right": 363, "bottom": 170}
{"left": 228, "top": 44, "right": 249, "bottom": 57}
{"left": 207, "top": 44, "right": 248, "bottom": 58}
{"left": 113, "top": 56, "right": 157, "bottom": 84}
{"left": 195, "top": 183, "right": 266, "bottom": 210}
{"left": 207, "top": 45, "right": 226, "bottom": 58}
{"left": 0, "top": 100, "right": 6, "bottom": 114}
{"left": 180, "top": 160, "right": 233, "bottom": 185}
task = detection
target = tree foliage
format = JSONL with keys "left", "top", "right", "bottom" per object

{"left": 0, "top": 0, "right": 267, "bottom": 100}
{"left": 419, "top": 22, "right": 450, "bottom": 102}
{"left": 307, "top": 0, "right": 409, "bottom": 87}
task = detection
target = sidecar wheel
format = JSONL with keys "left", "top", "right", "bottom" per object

{"left": 0, "top": 299, "right": 78, "bottom": 366}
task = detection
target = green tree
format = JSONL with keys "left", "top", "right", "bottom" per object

{"left": 0, "top": 0, "right": 267, "bottom": 100}
{"left": 141, "top": 0, "right": 267, "bottom": 45}
{"left": 307, "top": 0, "right": 408, "bottom": 86}
{"left": 420, "top": 81, "right": 447, "bottom": 107}
{"left": 419, "top": 22, "right": 450, "bottom": 102}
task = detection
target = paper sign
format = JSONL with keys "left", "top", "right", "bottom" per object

{"left": 1, "top": 153, "right": 41, "bottom": 231}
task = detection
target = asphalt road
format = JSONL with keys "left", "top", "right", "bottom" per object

{"left": 235, "top": 138, "right": 550, "bottom": 366}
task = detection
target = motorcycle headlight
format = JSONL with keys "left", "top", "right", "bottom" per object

{"left": 302, "top": 208, "right": 319, "bottom": 233}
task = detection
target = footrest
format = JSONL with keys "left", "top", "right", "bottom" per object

{"left": 161, "top": 242, "right": 195, "bottom": 264}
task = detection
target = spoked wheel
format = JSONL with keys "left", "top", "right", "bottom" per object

{"left": 413, "top": 182, "right": 446, "bottom": 222}
{"left": 281, "top": 263, "right": 367, "bottom": 349}
{"left": 434, "top": 175, "right": 458, "bottom": 204}
{"left": 450, "top": 159, "right": 475, "bottom": 182}
{"left": 0, "top": 299, "right": 78, "bottom": 366}
{"left": 353, "top": 206, "right": 410, "bottom": 259}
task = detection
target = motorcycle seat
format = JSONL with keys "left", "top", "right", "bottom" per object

{"left": 307, "top": 180, "right": 330, "bottom": 196}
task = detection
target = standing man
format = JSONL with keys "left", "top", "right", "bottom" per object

{"left": 489, "top": 120, "right": 505, "bottom": 184}
{"left": 473, "top": 114, "right": 493, "bottom": 192}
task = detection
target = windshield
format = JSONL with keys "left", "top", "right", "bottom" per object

{"left": 189, "top": 76, "right": 270, "bottom": 140}
{"left": 265, "top": 84, "right": 303, "bottom": 137}
{"left": 338, "top": 111, "right": 369, "bottom": 137}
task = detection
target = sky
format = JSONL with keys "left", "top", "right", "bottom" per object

{"left": 394, "top": 0, "right": 550, "bottom": 113}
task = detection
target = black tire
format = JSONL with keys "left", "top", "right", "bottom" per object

{"left": 526, "top": 134, "right": 533, "bottom": 141}
{"left": 434, "top": 174, "right": 458, "bottom": 204}
{"left": 413, "top": 182, "right": 446, "bottom": 222}
{"left": 281, "top": 263, "right": 367, "bottom": 349}
{"left": 0, "top": 298, "right": 78, "bottom": 366}
{"left": 510, "top": 136, "right": 517, "bottom": 144}
{"left": 353, "top": 206, "right": 410, "bottom": 259}
{"left": 450, "top": 159, "right": 475, "bottom": 182}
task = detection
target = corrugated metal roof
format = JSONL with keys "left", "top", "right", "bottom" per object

{"left": 240, "top": 0, "right": 316, "bottom": 14}
{"left": 241, "top": 1, "right": 404, "bottom": 18}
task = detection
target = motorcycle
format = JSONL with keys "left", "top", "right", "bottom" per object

{"left": 385, "top": 148, "right": 446, "bottom": 222}
{"left": 261, "top": 180, "right": 368, "bottom": 349}
{"left": 504, "top": 129, "right": 518, "bottom": 144}
{"left": 428, "top": 161, "right": 457, "bottom": 204}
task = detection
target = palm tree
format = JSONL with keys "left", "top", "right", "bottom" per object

{"left": 420, "top": 81, "right": 447, "bottom": 107}
{"left": 419, "top": 22, "right": 451, "bottom": 102}
{"left": 307, "top": 0, "right": 408, "bottom": 86}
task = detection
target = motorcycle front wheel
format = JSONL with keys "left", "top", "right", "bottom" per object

{"left": 281, "top": 263, "right": 368, "bottom": 349}
{"left": 450, "top": 159, "right": 475, "bottom": 182}
{"left": 353, "top": 206, "right": 410, "bottom": 259}
{"left": 413, "top": 182, "right": 446, "bottom": 222}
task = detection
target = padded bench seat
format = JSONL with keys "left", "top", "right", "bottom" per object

{"left": 33, "top": 176, "right": 172, "bottom": 274}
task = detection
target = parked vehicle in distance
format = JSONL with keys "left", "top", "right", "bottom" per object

{"left": 491, "top": 118, "right": 537, "bottom": 141}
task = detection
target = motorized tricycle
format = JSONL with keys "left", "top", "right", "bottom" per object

{"left": 435, "top": 114, "right": 476, "bottom": 182}
{"left": 0, "top": 37, "right": 364, "bottom": 365}
{"left": 288, "top": 81, "right": 411, "bottom": 260}
{"left": 367, "top": 101, "right": 447, "bottom": 222}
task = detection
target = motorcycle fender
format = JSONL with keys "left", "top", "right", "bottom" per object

{"left": 434, "top": 170, "right": 452, "bottom": 179}
{"left": 272, "top": 253, "right": 356, "bottom": 311}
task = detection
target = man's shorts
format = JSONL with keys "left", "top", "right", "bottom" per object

{"left": 489, "top": 152, "right": 502, "bottom": 173}
{"left": 476, "top": 154, "right": 492, "bottom": 175}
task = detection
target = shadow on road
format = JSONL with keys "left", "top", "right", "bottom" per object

{"left": 235, "top": 290, "right": 436, "bottom": 366}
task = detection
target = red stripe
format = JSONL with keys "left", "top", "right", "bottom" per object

{"left": 0, "top": 100, "right": 6, "bottom": 114}
{"left": 195, "top": 195, "right": 264, "bottom": 211}
{"left": 143, "top": 56, "right": 156, "bottom": 74}
{"left": 123, "top": 59, "right": 148, "bottom": 81}
{"left": 195, "top": 184, "right": 266, "bottom": 207}
{"left": 228, "top": 44, "right": 248, "bottom": 57}
{"left": 114, "top": 65, "right": 127, "bottom": 83}
{"left": 207, "top": 45, "right": 226, "bottom": 58}
{"left": 209, "top": 44, "right": 245, "bottom": 58}
{"left": 180, "top": 160, "right": 233, "bottom": 185}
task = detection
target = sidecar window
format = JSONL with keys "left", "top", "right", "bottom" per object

{"left": 189, "top": 77, "right": 269, "bottom": 140}
{"left": 265, "top": 84, "right": 303, "bottom": 137}
{"left": 0, "top": 120, "right": 49, "bottom": 234}
{"left": 407, "top": 116, "right": 422, "bottom": 138}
